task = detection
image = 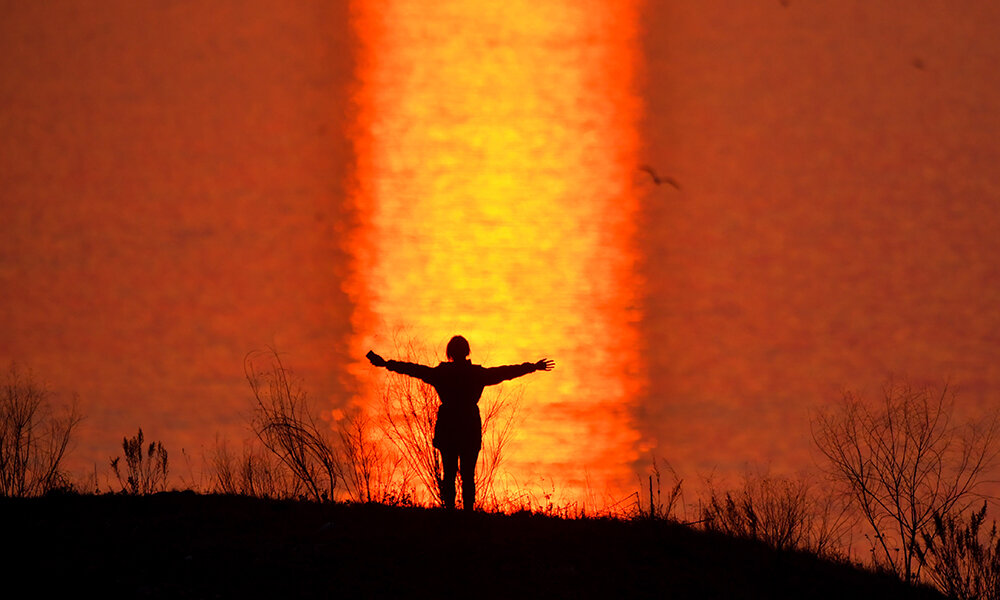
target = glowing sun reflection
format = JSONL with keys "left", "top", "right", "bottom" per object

{"left": 347, "top": 0, "right": 645, "bottom": 502}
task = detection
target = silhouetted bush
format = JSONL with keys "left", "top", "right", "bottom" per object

{"left": 245, "top": 349, "right": 338, "bottom": 502}
{"left": 814, "top": 378, "right": 1000, "bottom": 584}
{"left": 337, "top": 410, "right": 413, "bottom": 504}
{"left": 210, "top": 436, "right": 291, "bottom": 499}
{"left": 0, "top": 362, "right": 82, "bottom": 497}
{"left": 629, "top": 457, "right": 684, "bottom": 521}
{"left": 700, "top": 471, "right": 854, "bottom": 556}
{"left": 110, "top": 427, "right": 168, "bottom": 494}
{"left": 920, "top": 503, "right": 1000, "bottom": 600}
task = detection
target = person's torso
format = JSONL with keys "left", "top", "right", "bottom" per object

{"left": 431, "top": 361, "right": 486, "bottom": 409}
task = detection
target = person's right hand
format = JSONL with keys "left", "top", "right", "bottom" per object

{"left": 366, "top": 350, "right": 386, "bottom": 367}
{"left": 535, "top": 358, "right": 555, "bottom": 371}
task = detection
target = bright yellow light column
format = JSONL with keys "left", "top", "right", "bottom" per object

{"left": 348, "top": 0, "right": 645, "bottom": 503}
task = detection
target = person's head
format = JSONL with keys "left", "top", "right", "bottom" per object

{"left": 446, "top": 335, "right": 470, "bottom": 362}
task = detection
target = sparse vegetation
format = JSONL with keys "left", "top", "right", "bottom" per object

{"left": 375, "top": 348, "right": 443, "bottom": 504}
{"left": 0, "top": 362, "right": 82, "bottom": 497}
{"left": 337, "top": 410, "right": 412, "bottom": 504}
{"left": 813, "top": 378, "right": 1000, "bottom": 584}
{"left": 110, "top": 427, "right": 169, "bottom": 494}
{"left": 632, "top": 457, "right": 684, "bottom": 521}
{"left": 699, "top": 470, "right": 854, "bottom": 557}
{"left": 210, "top": 436, "right": 290, "bottom": 499}
{"left": 920, "top": 503, "right": 1000, "bottom": 600}
{"left": 245, "top": 349, "right": 339, "bottom": 502}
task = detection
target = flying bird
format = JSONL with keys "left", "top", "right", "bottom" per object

{"left": 639, "top": 165, "right": 681, "bottom": 191}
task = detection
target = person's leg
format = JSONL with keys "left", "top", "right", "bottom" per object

{"left": 459, "top": 447, "right": 480, "bottom": 511}
{"left": 440, "top": 450, "right": 458, "bottom": 509}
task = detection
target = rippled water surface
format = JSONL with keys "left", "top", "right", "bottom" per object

{"left": 347, "top": 0, "right": 645, "bottom": 497}
{"left": 3, "top": 1, "right": 1000, "bottom": 501}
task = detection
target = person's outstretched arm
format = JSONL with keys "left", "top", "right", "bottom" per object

{"left": 367, "top": 350, "right": 436, "bottom": 384}
{"left": 481, "top": 358, "right": 554, "bottom": 386}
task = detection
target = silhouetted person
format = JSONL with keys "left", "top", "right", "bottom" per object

{"left": 367, "top": 336, "right": 554, "bottom": 511}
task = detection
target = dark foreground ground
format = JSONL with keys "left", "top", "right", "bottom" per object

{"left": 3, "top": 492, "right": 943, "bottom": 599}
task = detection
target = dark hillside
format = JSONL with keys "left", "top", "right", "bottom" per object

{"left": 2, "top": 493, "right": 943, "bottom": 599}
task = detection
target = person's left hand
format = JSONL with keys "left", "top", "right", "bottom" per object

{"left": 535, "top": 358, "right": 555, "bottom": 371}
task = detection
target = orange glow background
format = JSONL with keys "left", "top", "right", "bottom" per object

{"left": 3, "top": 1, "right": 1000, "bottom": 501}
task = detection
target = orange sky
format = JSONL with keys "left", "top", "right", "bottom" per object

{"left": 2, "top": 1, "right": 1000, "bottom": 498}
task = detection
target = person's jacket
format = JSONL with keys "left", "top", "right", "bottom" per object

{"left": 384, "top": 358, "right": 539, "bottom": 451}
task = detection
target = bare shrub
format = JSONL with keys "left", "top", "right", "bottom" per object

{"left": 110, "top": 427, "right": 168, "bottom": 495}
{"left": 920, "top": 503, "right": 1000, "bottom": 600}
{"left": 209, "top": 437, "right": 240, "bottom": 494}
{"left": 475, "top": 385, "right": 523, "bottom": 506}
{"left": 245, "top": 349, "right": 338, "bottom": 502}
{"left": 810, "top": 483, "right": 859, "bottom": 559}
{"left": 700, "top": 471, "right": 854, "bottom": 555}
{"left": 177, "top": 448, "right": 204, "bottom": 492}
{"left": 210, "top": 436, "right": 290, "bottom": 499}
{"left": 338, "top": 411, "right": 413, "bottom": 504}
{"left": 378, "top": 354, "right": 442, "bottom": 504}
{"left": 0, "top": 363, "right": 82, "bottom": 497}
{"left": 813, "top": 378, "right": 1000, "bottom": 583}
{"left": 634, "top": 457, "right": 684, "bottom": 521}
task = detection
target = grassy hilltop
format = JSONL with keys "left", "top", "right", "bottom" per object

{"left": 3, "top": 492, "right": 943, "bottom": 599}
